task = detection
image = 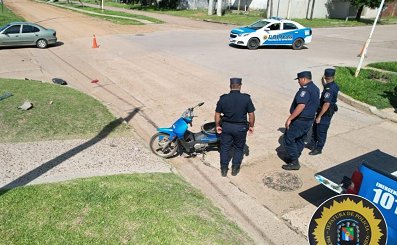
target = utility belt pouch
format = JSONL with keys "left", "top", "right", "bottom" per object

{"left": 326, "top": 104, "right": 338, "bottom": 116}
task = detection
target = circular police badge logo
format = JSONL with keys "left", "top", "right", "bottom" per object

{"left": 263, "top": 34, "right": 268, "bottom": 40}
{"left": 308, "top": 194, "right": 387, "bottom": 245}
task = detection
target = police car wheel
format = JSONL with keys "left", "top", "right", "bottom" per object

{"left": 247, "top": 38, "right": 260, "bottom": 50}
{"left": 292, "top": 38, "right": 304, "bottom": 50}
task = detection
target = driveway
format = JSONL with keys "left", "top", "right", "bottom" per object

{"left": 2, "top": 0, "right": 397, "bottom": 243}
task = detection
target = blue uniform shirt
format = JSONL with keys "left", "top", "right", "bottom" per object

{"left": 216, "top": 90, "right": 255, "bottom": 123}
{"left": 290, "top": 81, "right": 320, "bottom": 119}
{"left": 321, "top": 81, "right": 339, "bottom": 105}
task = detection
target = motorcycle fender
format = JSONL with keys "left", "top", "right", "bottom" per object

{"left": 157, "top": 128, "right": 177, "bottom": 140}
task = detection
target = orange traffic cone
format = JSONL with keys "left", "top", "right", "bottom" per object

{"left": 92, "top": 35, "right": 99, "bottom": 48}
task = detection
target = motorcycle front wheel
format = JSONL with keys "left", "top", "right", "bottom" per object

{"left": 149, "top": 133, "right": 178, "bottom": 158}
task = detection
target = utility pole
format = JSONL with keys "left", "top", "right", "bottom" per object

{"left": 276, "top": 0, "right": 280, "bottom": 16}
{"left": 287, "top": 0, "right": 292, "bottom": 19}
{"left": 355, "top": 0, "right": 386, "bottom": 77}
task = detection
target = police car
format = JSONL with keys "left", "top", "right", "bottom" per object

{"left": 229, "top": 17, "right": 312, "bottom": 50}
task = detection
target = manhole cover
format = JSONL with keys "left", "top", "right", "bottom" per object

{"left": 263, "top": 171, "right": 303, "bottom": 192}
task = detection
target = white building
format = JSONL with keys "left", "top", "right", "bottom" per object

{"left": 178, "top": 0, "right": 380, "bottom": 19}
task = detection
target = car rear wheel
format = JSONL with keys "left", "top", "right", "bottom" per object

{"left": 292, "top": 38, "right": 304, "bottom": 50}
{"left": 247, "top": 38, "right": 260, "bottom": 50}
{"left": 36, "top": 39, "right": 48, "bottom": 49}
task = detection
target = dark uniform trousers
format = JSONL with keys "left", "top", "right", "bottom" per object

{"left": 312, "top": 115, "right": 332, "bottom": 150}
{"left": 284, "top": 118, "right": 313, "bottom": 161}
{"left": 220, "top": 122, "right": 247, "bottom": 169}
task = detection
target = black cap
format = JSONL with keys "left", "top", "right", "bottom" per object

{"left": 230, "top": 77, "right": 242, "bottom": 85}
{"left": 324, "top": 68, "right": 336, "bottom": 77}
{"left": 295, "top": 71, "right": 312, "bottom": 80}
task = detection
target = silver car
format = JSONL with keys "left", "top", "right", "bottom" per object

{"left": 0, "top": 22, "right": 57, "bottom": 49}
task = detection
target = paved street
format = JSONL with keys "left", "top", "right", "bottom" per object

{"left": 2, "top": 0, "right": 397, "bottom": 243}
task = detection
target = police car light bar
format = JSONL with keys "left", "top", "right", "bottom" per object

{"left": 270, "top": 16, "right": 284, "bottom": 21}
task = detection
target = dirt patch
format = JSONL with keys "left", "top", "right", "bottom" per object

{"left": 263, "top": 171, "right": 303, "bottom": 192}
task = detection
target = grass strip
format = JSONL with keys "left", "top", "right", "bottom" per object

{"left": 0, "top": 78, "right": 129, "bottom": 143}
{"left": 367, "top": 61, "right": 397, "bottom": 73}
{"left": 0, "top": 5, "right": 25, "bottom": 26}
{"left": 0, "top": 173, "right": 253, "bottom": 244}
{"left": 336, "top": 67, "right": 397, "bottom": 109}
{"left": 76, "top": 1, "right": 397, "bottom": 27}
{"left": 47, "top": 1, "right": 163, "bottom": 24}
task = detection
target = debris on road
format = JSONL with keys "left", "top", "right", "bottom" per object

{"left": 18, "top": 101, "right": 33, "bottom": 110}
{"left": 0, "top": 92, "right": 13, "bottom": 101}
{"left": 52, "top": 78, "right": 67, "bottom": 85}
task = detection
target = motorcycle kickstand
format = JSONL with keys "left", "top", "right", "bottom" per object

{"left": 202, "top": 151, "right": 207, "bottom": 160}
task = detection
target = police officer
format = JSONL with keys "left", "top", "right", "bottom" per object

{"left": 309, "top": 68, "right": 339, "bottom": 155}
{"left": 215, "top": 78, "right": 255, "bottom": 177}
{"left": 283, "top": 71, "right": 320, "bottom": 170}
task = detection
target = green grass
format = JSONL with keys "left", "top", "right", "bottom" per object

{"left": 0, "top": 5, "right": 25, "bottom": 26}
{"left": 75, "top": 1, "right": 397, "bottom": 27}
{"left": 0, "top": 173, "right": 253, "bottom": 244}
{"left": 0, "top": 78, "right": 129, "bottom": 142}
{"left": 49, "top": 2, "right": 163, "bottom": 24}
{"left": 367, "top": 61, "right": 397, "bottom": 73}
{"left": 336, "top": 67, "right": 397, "bottom": 109}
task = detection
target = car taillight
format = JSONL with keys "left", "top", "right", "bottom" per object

{"left": 346, "top": 169, "right": 363, "bottom": 194}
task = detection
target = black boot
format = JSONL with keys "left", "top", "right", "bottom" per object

{"left": 309, "top": 148, "right": 322, "bottom": 155}
{"left": 221, "top": 168, "right": 228, "bottom": 177}
{"left": 282, "top": 159, "right": 300, "bottom": 170}
{"left": 231, "top": 166, "right": 240, "bottom": 176}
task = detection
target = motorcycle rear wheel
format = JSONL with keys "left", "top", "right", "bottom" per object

{"left": 149, "top": 133, "right": 178, "bottom": 158}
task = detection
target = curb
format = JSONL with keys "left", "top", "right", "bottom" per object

{"left": 338, "top": 92, "right": 397, "bottom": 123}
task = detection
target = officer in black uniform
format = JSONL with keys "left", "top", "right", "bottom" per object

{"left": 283, "top": 71, "right": 320, "bottom": 170}
{"left": 309, "top": 68, "right": 339, "bottom": 155}
{"left": 215, "top": 78, "right": 255, "bottom": 177}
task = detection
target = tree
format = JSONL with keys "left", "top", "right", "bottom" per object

{"left": 350, "top": 0, "right": 382, "bottom": 21}
{"left": 208, "top": 0, "right": 214, "bottom": 15}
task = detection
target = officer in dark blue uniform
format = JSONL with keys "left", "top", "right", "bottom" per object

{"left": 283, "top": 71, "right": 320, "bottom": 170}
{"left": 215, "top": 78, "right": 255, "bottom": 177}
{"left": 309, "top": 68, "right": 339, "bottom": 155}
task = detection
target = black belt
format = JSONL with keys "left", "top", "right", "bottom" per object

{"left": 222, "top": 121, "right": 248, "bottom": 125}
{"left": 295, "top": 117, "right": 314, "bottom": 121}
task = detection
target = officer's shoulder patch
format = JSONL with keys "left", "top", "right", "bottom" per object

{"left": 300, "top": 91, "right": 307, "bottom": 97}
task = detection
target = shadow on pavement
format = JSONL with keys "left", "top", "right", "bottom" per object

{"left": 0, "top": 108, "right": 141, "bottom": 195}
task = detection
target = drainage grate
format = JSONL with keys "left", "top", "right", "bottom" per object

{"left": 263, "top": 171, "right": 303, "bottom": 192}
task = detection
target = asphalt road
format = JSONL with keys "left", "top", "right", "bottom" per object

{"left": 2, "top": 0, "right": 397, "bottom": 243}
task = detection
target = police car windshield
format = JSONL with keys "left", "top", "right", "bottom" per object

{"left": 247, "top": 20, "right": 271, "bottom": 30}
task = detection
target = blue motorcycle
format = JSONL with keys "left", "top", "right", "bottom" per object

{"left": 150, "top": 102, "right": 220, "bottom": 158}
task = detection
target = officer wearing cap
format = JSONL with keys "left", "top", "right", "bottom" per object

{"left": 309, "top": 68, "right": 339, "bottom": 155}
{"left": 215, "top": 78, "right": 255, "bottom": 177}
{"left": 282, "top": 71, "right": 320, "bottom": 170}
